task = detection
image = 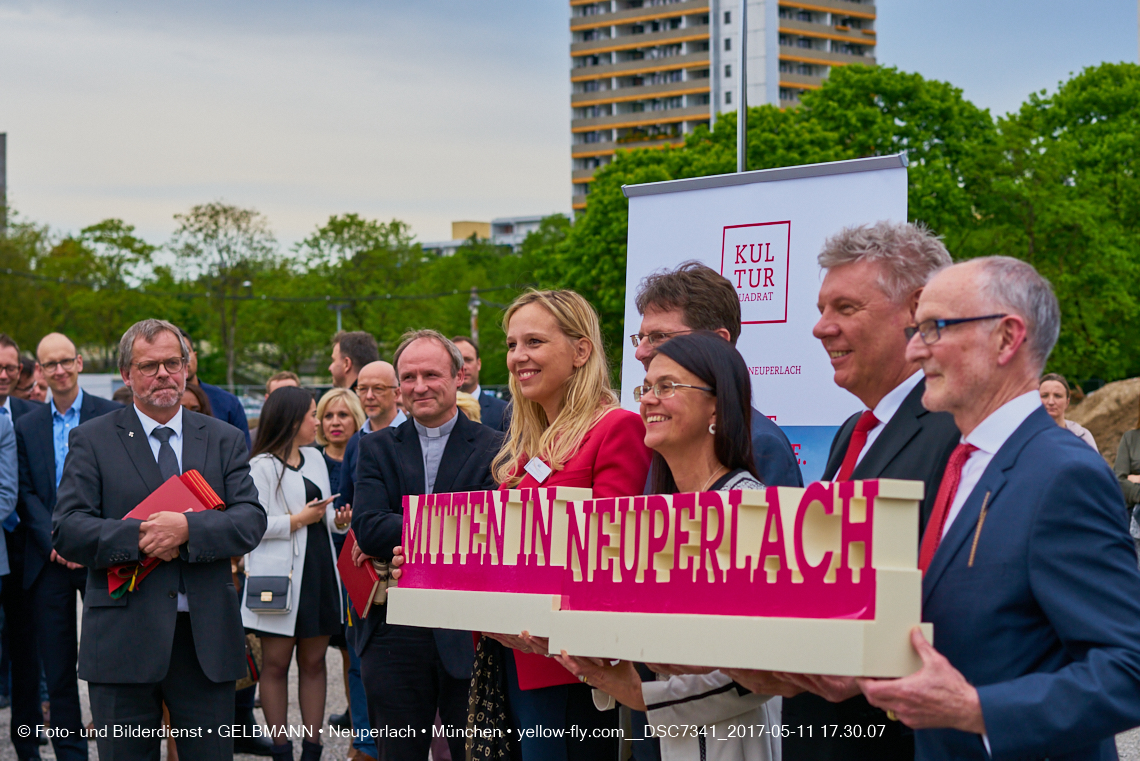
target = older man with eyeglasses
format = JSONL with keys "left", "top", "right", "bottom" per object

{"left": 52, "top": 318, "right": 266, "bottom": 760}
{"left": 853, "top": 257, "right": 1140, "bottom": 759}
{"left": 713, "top": 222, "right": 963, "bottom": 761}
{"left": 11, "top": 332, "right": 120, "bottom": 761}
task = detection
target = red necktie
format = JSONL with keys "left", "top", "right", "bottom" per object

{"left": 917, "top": 443, "right": 979, "bottom": 572}
{"left": 835, "top": 411, "right": 879, "bottom": 482}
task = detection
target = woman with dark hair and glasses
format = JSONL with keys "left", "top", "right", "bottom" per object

{"left": 555, "top": 331, "right": 780, "bottom": 761}
{"left": 241, "top": 386, "right": 350, "bottom": 761}
{"left": 640, "top": 331, "right": 763, "bottom": 494}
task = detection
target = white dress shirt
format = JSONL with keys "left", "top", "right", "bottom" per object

{"left": 941, "top": 390, "right": 1042, "bottom": 539}
{"left": 934, "top": 389, "right": 1041, "bottom": 756}
{"left": 133, "top": 404, "right": 188, "bottom": 611}
{"left": 134, "top": 404, "right": 185, "bottom": 473}
{"left": 415, "top": 410, "right": 458, "bottom": 494}
{"left": 854, "top": 370, "right": 924, "bottom": 470}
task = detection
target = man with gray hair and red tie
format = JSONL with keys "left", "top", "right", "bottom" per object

{"left": 728, "top": 222, "right": 962, "bottom": 760}
{"left": 856, "top": 257, "right": 1140, "bottom": 759}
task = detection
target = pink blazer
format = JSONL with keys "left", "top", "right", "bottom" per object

{"left": 501, "top": 407, "right": 652, "bottom": 690}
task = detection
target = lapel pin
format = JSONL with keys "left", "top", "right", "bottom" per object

{"left": 129, "top": 432, "right": 134, "bottom": 438}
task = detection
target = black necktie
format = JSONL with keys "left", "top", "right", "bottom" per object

{"left": 151, "top": 427, "right": 180, "bottom": 481}
{"left": 151, "top": 426, "right": 186, "bottom": 595}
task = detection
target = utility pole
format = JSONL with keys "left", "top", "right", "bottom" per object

{"left": 737, "top": 0, "right": 748, "bottom": 173}
{"left": 468, "top": 287, "right": 481, "bottom": 343}
{"left": 327, "top": 302, "right": 349, "bottom": 333}
{"left": 0, "top": 132, "right": 7, "bottom": 236}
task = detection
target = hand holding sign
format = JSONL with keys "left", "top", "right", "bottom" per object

{"left": 858, "top": 627, "right": 984, "bottom": 732}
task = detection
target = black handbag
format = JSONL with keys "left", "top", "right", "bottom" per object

{"left": 245, "top": 530, "right": 295, "bottom": 614}
{"left": 244, "top": 575, "right": 292, "bottom": 613}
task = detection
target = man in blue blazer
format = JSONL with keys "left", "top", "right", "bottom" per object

{"left": 15, "top": 333, "right": 120, "bottom": 761}
{"left": 860, "top": 257, "right": 1140, "bottom": 760}
{"left": 178, "top": 328, "right": 251, "bottom": 449}
{"left": 453, "top": 336, "right": 510, "bottom": 432}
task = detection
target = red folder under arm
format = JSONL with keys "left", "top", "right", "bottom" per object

{"left": 337, "top": 530, "right": 380, "bottom": 621}
{"left": 107, "top": 471, "right": 225, "bottom": 597}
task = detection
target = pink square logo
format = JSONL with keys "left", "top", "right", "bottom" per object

{"left": 721, "top": 221, "right": 792, "bottom": 325}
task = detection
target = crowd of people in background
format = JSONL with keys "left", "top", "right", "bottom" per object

{"left": 3, "top": 221, "right": 1140, "bottom": 761}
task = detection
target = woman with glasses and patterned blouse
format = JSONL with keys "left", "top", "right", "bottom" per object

{"left": 556, "top": 331, "right": 780, "bottom": 761}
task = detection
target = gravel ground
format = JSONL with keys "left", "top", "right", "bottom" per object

{"left": 3, "top": 599, "right": 1140, "bottom": 760}
{"left": 0, "top": 640, "right": 353, "bottom": 761}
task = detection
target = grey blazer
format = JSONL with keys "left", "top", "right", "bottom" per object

{"left": 52, "top": 405, "right": 266, "bottom": 684}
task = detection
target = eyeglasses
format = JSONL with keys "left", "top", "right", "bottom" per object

{"left": 0, "top": 364, "right": 20, "bottom": 377}
{"left": 39, "top": 357, "right": 78, "bottom": 374}
{"left": 133, "top": 357, "right": 187, "bottom": 376}
{"left": 904, "top": 314, "right": 1008, "bottom": 346}
{"left": 630, "top": 330, "right": 694, "bottom": 349}
{"left": 357, "top": 385, "right": 399, "bottom": 396}
{"left": 633, "top": 380, "right": 714, "bottom": 402}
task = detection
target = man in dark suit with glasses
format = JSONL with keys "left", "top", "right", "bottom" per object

{"left": 53, "top": 319, "right": 265, "bottom": 761}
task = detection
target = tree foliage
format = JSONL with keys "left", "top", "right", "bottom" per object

{"left": 539, "top": 62, "right": 1139, "bottom": 385}
{"left": 1, "top": 63, "right": 1137, "bottom": 388}
{"left": 171, "top": 203, "right": 277, "bottom": 386}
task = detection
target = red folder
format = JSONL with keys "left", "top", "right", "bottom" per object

{"left": 107, "top": 470, "right": 225, "bottom": 597}
{"left": 337, "top": 530, "right": 380, "bottom": 620}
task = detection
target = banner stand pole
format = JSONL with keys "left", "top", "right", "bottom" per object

{"left": 737, "top": 0, "right": 747, "bottom": 173}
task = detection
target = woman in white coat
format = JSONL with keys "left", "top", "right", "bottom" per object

{"left": 243, "top": 386, "right": 350, "bottom": 761}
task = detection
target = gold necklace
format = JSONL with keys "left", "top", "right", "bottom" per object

{"left": 699, "top": 465, "right": 729, "bottom": 492}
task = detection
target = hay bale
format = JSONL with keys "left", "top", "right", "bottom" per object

{"left": 1068, "top": 378, "right": 1140, "bottom": 467}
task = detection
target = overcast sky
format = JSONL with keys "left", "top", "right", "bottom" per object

{"left": 1, "top": 0, "right": 1136, "bottom": 249}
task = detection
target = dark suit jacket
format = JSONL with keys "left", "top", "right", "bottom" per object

{"left": 784, "top": 379, "right": 960, "bottom": 761}
{"left": 52, "top": 405, "right": 266, "bottom": 684}
{"left": 335, "top": 428, "right": 364, "bottom": 512}
{"left": 919, "top": 407, "right": 1140, "bottom": 760}
{"left": 822, "top": 379, "right": 960, "bottom": 532}
{"left": 752, "top": 406, "right": 803, "bottom": 487}
{"left": 478, "top": 390, "right": 510, "bottom": 432}
{"left": 2, "top": 396, "right": 42, "bottom": 535}
{"left": 15, "top": 392, "right": 121, "bottom": 588}
{"left": 350, "top": 410, "right": 502, "bottom": 677}
{"left": 8, "top": 396, "right": 42, "bottom": 421}
{"left": 198, "top": 380, "right": 251, "bottom": 450}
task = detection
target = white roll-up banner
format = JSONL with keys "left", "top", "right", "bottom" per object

{"left": 621, "top": 155, "right": 909, "bottom": 482}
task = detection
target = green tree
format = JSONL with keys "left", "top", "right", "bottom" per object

{"left": 0, "top": 213, "right": 52, "bottom": 350}
{"left": 170, "top": 203, "right": 278, "bottom": 386}
{"left": 961, "top": 62, "right": 1140, "bottom": 381}
{"left": 539, "top": 66, "right": 998, "bottom": 377}
{"left": 799, "top": 65, "right": 998, "bottom": 242}
{"left": 539, "top": 105, "right": 853, "bottom": 373}
{"left": 296, "top": 214, "right": 425, "bottom": 355}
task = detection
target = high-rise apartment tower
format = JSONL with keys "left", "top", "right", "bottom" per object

{"left": 569, "top": 0, "right": 876, "bottom": 210}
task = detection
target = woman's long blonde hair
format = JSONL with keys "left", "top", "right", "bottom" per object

{"left": 492, "top": 290, "right": 617, "bottom": 487}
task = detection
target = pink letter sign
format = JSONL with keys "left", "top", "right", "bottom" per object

{"left": 550, "top": 479, "right": 929, "bottom": 677}
{"left": 385, "top": 487, "right": 593, "bottom": 637}
{"left": 387, "top": 479, "right": 929, "bottom": 677}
